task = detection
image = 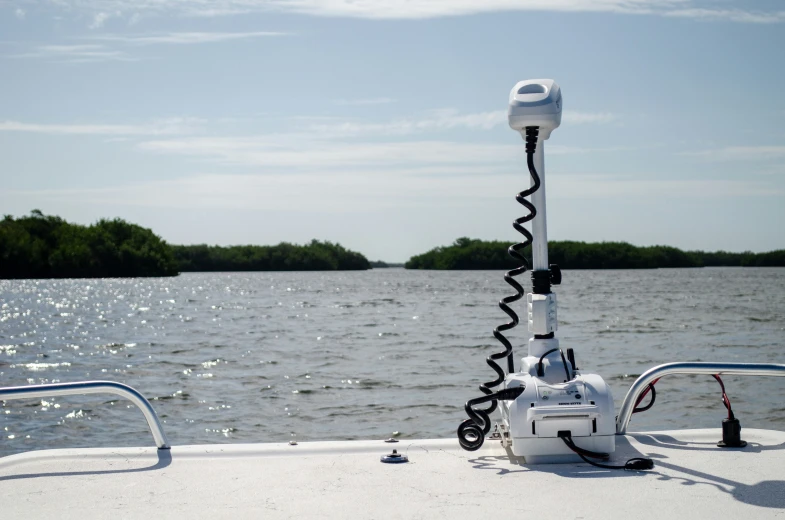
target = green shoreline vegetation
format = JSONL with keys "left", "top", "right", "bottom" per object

{"left": 1, "top": 211, "right": 179, "bottom": 278}
{"left": 405, "top": 237, "right": 785, "bottom": 270}
{"left": 171, "top": 242, "right": 369, "bottom": 272}
{"left": 370, "top": 261, "right": 405, "bottom": 268}
{"left": 2, "top": 213, "right": 783, "bottom": 279}
{"left": 0, "top": 211, "right": 369, "bottom": 279}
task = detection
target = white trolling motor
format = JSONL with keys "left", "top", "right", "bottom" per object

{"left": 457, "top": 80, "right": 625, "bottom": 466}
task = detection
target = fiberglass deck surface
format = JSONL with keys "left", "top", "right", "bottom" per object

{"left": 1, "top": 429, "right": 784, "bottom": 519}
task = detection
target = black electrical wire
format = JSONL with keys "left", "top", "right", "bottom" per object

{"left": 559, "top": 433, "right": 654, "bottom": 471}
{"left": 633, "top": 383, "right": 656, "bottom": 413}
{"left": 537, "top": 347, "right": 559, "bottom": 377}
{"left": 534, "top": 348, "right": 572, "bottom": 381}
{"left": 559, "top": 349, "right": 572, "bottom": 382}
{"left": 632, "top": 377, "right": 661, "bottom": 414}
{"left": 458, "top": 126, "right": 542, "bottom": 452}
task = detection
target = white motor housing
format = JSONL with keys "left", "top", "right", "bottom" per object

{"left": 500, "top": 355, "right": 615, "bottom": 463}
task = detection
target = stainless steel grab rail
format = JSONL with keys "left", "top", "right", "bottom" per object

{"left": 0, "top": 380, "right": 170, "bottom": 449}
{"left": 616, "top": 362, "right": 785, "bottom": 435}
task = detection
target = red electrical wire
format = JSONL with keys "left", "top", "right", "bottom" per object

{"left": 632, "top": 374, "right": 733, "bottom": 419}
{"left": 712, "top": 374, "right": 734, "bottom": 420}
{"left": 632, "top": 377, "right": 661, "bottom": 413}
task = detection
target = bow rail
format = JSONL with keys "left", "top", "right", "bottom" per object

{"left": 616, "top": 362, "right": 785, "bottom": 435}
{"left": 0, "top": 380, "right": 170, "bottom": 449}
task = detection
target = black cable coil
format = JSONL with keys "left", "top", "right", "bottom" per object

{"left": 457, "top": 126, "right": 542, "bottom": 451}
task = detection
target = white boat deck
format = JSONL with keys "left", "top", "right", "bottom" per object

{"left": 2, "top": 428, "right": 784, "bottom": 519}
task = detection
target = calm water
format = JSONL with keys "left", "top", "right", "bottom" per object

{"left": 1, "top": 268, "right": 784, "bottom": 457}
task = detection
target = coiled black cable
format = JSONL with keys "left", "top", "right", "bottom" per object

{"left": 457, "top": 386, "right": 526, "bottom": 451}
{"left": 458, "top": 126, "right": 542, "bottom": 452}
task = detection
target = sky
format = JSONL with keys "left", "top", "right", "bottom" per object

{"left": 1, "top": 1, "right": 784, "bottom": 262}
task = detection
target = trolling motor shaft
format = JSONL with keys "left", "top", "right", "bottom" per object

{"left": 458, "top": 80, "right": 616, "bottom": 463}
{"left": 509, "top": 80, "right": 562, "bottom": 358}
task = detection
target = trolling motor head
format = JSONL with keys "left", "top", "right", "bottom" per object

{"left": 508, "top": 79, "right": 562, "bottom": 140}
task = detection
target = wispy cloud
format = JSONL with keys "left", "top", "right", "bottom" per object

{"left": 29, "top": 1, "right": 785, "bottom": 24}
{"left": 309, "top": 109, "right": 505, "bottom": 136}
{"left": 266, "top": 1, "right": 784, "bottom": 23}
{"left": 89, "top": 31, "right": 288, "bottom": 45}
{"left": 9, "top": 43, "right": 136, "bottom": 63}
{"left": 0, "top": 117, "right": 204, "bottom": 136}
{"left": 89, "top": 11, "right": 114, "bottom": 29}
{"left": 136, "top": 133, "right": 631, "bottom": 172}
{"left": 13, "top": 171, "right": 779, "bottom": 218}
{"left": 309, "top": 109, "right": 617, "bottom": 136}
{"left": 9, "top": 31, "right": 288, "bottom": 62}
{"left": 137, "top": 137, "right": 519, "bottom": 169}
{"left": 563, "top": 111, "right": 617, "bottom": 124}
{"left": 333, "top": 97, "right": 397, "bottom": 106}
{"left": 10, "top": 173, "right": 425, "bottom": 212}
{"left": 682, "top": 145, "right": 785, "bottom": 160}
{"left": 0, "top": 107, "right": 615, "bottom": 143}
{"left": 257, "top": 0, "right": 670, "bottom": 19}
{"left": 14, "top": 8, "right": 25, "bottom": 19}
{"left": 664, "top": 8, "right": 785, "bottom": 24}
{"left": 187, "top": 8, "right": 255, "bottom": 18}
{"left": 549, "top": 175, "right": 783, "bottom": 198}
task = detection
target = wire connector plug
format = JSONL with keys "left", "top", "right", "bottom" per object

{"left": 718, "top": 417, "right": 747, "bottom": 448}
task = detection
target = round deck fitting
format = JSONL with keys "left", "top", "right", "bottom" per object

{"left": 380, "top": 449, "right": 408, "bottom": 463}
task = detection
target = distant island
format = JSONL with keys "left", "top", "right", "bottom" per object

{"left": 405, "top": 237, "right": 785, "bottom": 270}
{"left": 0, "top": 211, "right": 370, "bottom": 279}
{"left": 172, "top": 243, "right": 369, "bottom": 272}
{"left": 0, "top": 210, "right": 179, "bottom": 278}
{"left": 370, "top": 261, "right": 405, "bottom": 268}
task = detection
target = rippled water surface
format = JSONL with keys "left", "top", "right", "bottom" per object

{"left": 2, "top": 268, "right": 784, "bottom": 456}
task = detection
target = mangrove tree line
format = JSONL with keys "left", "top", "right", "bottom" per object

{"left": 405, "top": 237, "right": 785, "bottom": 270}
{"left": 0, "top": 210, "right": 179, "bottom": 278}
{"left": 171, "top": 241, "right": 370, "bottom": 272}
{"left": 0, "top": 211, "right": 371, "bottom": 278}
